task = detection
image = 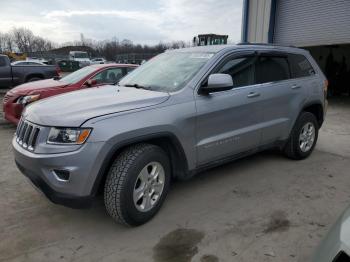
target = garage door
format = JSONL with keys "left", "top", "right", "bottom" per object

{"left": 273, "top": 0, "right": 350, "bottom": 47}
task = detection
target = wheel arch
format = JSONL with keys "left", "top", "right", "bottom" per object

{"left": 301, "top": 102, "right": 324, "bottom": 128}
{"left": 25, "top": 74, "right": 44, "bottom": 82}
{"left": 91, "top": 132, "right": 189, "bottom": 196}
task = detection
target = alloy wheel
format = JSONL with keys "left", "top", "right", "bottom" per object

{"left": 133, "top": 162, "right": 165, "bottom": 212}
{"left": 299, "top": 122, "right": 315, "bottom": 152}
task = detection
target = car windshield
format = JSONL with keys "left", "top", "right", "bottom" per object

{"left": 59, "top": 66, "right": 96, "bottom": 84}
{"left": 73, "top": 52, "right": 88, "bottom": 58}
{"left": 118, "top": 51, "right": 214, "bottom": 92}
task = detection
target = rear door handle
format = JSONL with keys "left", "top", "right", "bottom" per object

{"left": 291, "top": 84, "right": 301, "bottom": 89}
{"left": 247, "top": 92, "right": 260, "bottom": 98}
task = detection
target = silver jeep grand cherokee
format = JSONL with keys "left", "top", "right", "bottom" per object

{"left": 13, "top": 44, "right": 327, "bottom": 226}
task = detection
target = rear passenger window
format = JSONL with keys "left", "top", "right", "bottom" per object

{"left": 288, "top": 54, "right": 315, "bottom": 78}
{"left": 217, "top": 56, "right": 255, "bottom": 88}
{"left": 256, "top": 56, "right": 290, "bottom": 84}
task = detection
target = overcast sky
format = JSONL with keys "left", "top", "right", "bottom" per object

{"left": 0, "top": 0, "right": 243, "bottom": 45}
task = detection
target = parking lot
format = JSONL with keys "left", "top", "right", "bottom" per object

{"left": 1, "top": 91, "right": 350, "bottom": 262}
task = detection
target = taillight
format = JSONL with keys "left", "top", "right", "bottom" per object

{"left": 56, "top": 66, "right": 62, "bottom": 76}
{"left": 324, "top": 79, "right": 328, "bottom": 113}
{"left": 324, "top": 79, "right": 328, "bottom": 94}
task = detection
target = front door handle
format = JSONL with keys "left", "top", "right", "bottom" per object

{"left": 247, "top": 92, "right": 260, "bottom": 98}
{"left": 291, "top": 84, "right": 301, "bottom": 89}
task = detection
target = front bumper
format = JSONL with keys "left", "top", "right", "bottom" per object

{"left": 15, "top": 160, "right": 93, "bottom": 208}
{"left": 13, "top": 137, "right": 108, "bottom": 208}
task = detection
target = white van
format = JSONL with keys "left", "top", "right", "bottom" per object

{"left": 69, "top": 51, "right": 91, "bottom": 67}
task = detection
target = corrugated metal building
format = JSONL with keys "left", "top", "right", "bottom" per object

{"left": 242, "top": 0, "right": 350, "bottom": 95}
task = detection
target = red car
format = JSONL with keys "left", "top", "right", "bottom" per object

{"left": 3, "top": 63, "right": 138, "bottom": 124}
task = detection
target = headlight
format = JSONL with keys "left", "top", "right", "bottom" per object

{"left": 47, "top": 127, "right": 92, "bottom": 145}
{"left": 17, "top": 94, "right": 40, "bottom": 105}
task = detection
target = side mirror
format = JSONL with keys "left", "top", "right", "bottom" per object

{"left": 85, "top": 79, "right": 97, "bottom": 87}
{"left": 201, "top": 73, "right": 233, "bottom": 94}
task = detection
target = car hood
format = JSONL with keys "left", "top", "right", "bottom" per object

{"left": 23, "top": 85, "right": 170, "bottom": 126}
{"left": 10, "top": 79, "right": 68, "bottom": 95}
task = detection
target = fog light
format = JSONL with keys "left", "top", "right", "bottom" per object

{"left": 53, "top": 169, "right": 70, "bottom": 181}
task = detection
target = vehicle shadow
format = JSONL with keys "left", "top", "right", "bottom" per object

{"left": 87, "top": 148, "right": 286, "bottom": 227}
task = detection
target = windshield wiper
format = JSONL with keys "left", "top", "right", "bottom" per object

{"left": 123, "top": 83, "right": 151, "bottom": 90}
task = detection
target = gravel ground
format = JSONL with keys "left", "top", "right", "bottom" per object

{"left": 0, "top": 94, "right": 350, "bottom": 262}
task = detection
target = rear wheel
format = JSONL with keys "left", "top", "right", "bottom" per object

{"left": 104, "top": 143, "right": 171, "bottom": 226}
{"left": 284, "top": 112, "right": 319, "bottom": 160}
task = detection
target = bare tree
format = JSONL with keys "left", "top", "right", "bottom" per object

{"left": 1, "top": 27, "right": 189, "bottom": 62}
{"left": 31, "top": 36, "right": 55, "bottom": 52}
{"left": 0, "top": 32, "right": 5, "bottom": 52}
{"left": 0, "top": 32, "right": 14, "bottom": 52}
{"left": 6, "top": 28, "right": 55, "bottom": 53}
{"left": 12, "top": 27, "right": 35, "bottom": 52}
{"left": 5, "top": 33, "right": 14, "bottom": 52}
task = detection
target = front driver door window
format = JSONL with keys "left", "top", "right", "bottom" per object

{"left": 217, "top": 57, "right": 255, "bottom": 88}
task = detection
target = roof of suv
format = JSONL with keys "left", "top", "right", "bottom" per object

{"left": 90, "top": 63, "right": 138, "bottom": 69}
{"left": 174, "top": 43, "right": 305, "bottom": 54}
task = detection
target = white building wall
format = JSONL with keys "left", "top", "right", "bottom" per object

{"left": 246, "top": 0, "right": 272, "bottom": 43}
{"left": 244, "top": 0, "right": 350, "bottom": 47}
{"left": 274, "top": 0, "right": 350, "bottom": 47}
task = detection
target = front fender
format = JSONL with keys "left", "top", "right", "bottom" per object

{"left": 83, "top": 97, "right": 197, "bottom": 194}
{"left": 88, "top": 130, "right": 191, "bottom": 196}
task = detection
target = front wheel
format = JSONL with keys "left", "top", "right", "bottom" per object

{"left": 284, "top": 112, "right": 319, "bottom": 160}
{"left": 104, "top": 143, "right": 171, "bottom": 226}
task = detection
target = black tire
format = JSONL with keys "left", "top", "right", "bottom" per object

{"left": 284, "top": 112, "right": 319, "bottom": 160}
{"left": 26, "top": 77, "right": 42, "bottom": 82}
{"left": 104, "top": 143, "right": 171, "bottom": 226}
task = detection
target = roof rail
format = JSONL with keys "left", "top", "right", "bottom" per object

{"left": 237, "top": 42, "right": 270, "bottom": 45}
{"left": 237, "top": 42, "right": 297, "bottom": 48}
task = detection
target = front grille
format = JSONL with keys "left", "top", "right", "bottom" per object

{"left": 15, "top": 119, "right": 41, "bottom": 151}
